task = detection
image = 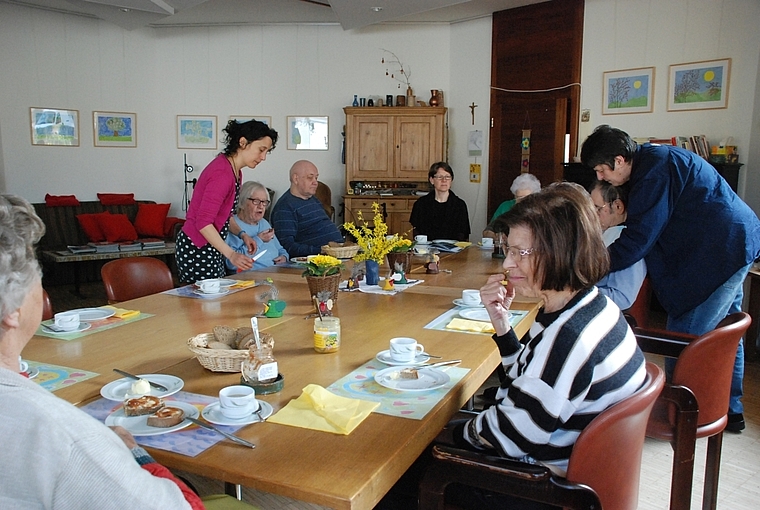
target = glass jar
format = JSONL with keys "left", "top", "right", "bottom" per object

{"left": 241, "top": 337, "right": 278, "bottom": 384}
{"left": 314, "top": 317, "right": 340, "bottom": 353}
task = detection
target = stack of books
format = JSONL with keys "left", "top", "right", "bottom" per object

{"left": 87, "top": 242, "right": 120, "bottom": 253}
{"left": 67, "top": 245, "right": 97, "bottom": 254}
{"left": 118, "top": 242, "right": 143, "bottom": 252}
{"left": 140, "top": 238, "right": 166, "bottom": 249}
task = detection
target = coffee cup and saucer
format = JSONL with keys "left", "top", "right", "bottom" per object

{"left": 453, "top": 289, "right": 484, "bottom": 308}
{"left": 377, "top": 337, "right": 430, "bottom": 366}
{"left": 194, "top": 279, "right": 230, "bottom": 297}
{"left": 414, "top": 235, "right": 430, "bottom": 246}
{"left": 201, "top": 385, "right": 273, "bottom": 425}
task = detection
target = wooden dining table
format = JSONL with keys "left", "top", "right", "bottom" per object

{"left": 26, "top": 247, "right": 541, "bottom": 510}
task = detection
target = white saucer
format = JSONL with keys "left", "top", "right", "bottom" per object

{"left": 452, "top": 298, "right": 485, "bottom": 308}
{"left": 202, "top": 401, "right": 273, "bottom": 425}
{"left": 376, "top": 350, "right": 431, "bottom": 366}
{"left": 192, "top": 288, "right": 230, "bottom": 298}
{"left": 415, "top": 242, "right": 431, "bottom": 246}
{"left": 101, "top": 374, "right": 184, "bottom": 401}
{"left": 25, "top": 367, "right": 40, "bottom": 379}
{"left": 41, "top": 322, "right": 92, "bottom": 334}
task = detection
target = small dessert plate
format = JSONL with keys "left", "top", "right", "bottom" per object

{"left": 101, "top": 374, "right": 184, "bottom": 401}
{"left": 459, "top": 308, "right": 492, "bottom": 322}
{"left": 376, "top": 350, "right": 431, "bottom": 366}
{"left": 40, "top": 322, "right": 92, "bottom": 334}
{"left": 452, "top": 298, "right": 485, "bottom": 308}
{"left": 202, "top": 401, "right": 273, "bottom": 425}
{"left": 105, "top": 400, "right": 199, "bottom": 436}
{"left": 192, "top": 288, "right": 231, "bottom": 298}
{"left": 374, "top": 367, "right": 450, "bottom": 392}
{"left": 68, "top": 307, "right": 116, "bottom": 321}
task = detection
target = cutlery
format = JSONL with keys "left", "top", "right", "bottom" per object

{"left": 186, "top": 416, "right": 256, "bottom": 449}
{"left": 112, "top": 369, "right": 169, "bottom": 392}
{"left": 253, "top": 406, "right": 266, "bottom": 423}
{"left": 423, "top": 359, "right": 462, "bottom": 368}
{"left": 422, "top": 353, "right": 442, "bottom": 359}
{"left": 251, "top": 249, "right": 267, "bottom": 262}
{"left": 42, "top": 323, "right": 66, "bottom": 332}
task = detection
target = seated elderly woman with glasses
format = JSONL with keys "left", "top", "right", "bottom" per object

{"left": 225, "top": 181, "right": 289, "bottom": 272}
{"left": 441, "top": 182, "right": 646, "bottom": 509}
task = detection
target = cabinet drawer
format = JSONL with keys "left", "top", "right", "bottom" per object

{"left": 384, "top": 199, "right": 411, "bottom": 211}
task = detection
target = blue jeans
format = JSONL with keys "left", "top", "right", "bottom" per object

{"left": 664, "top": 263, "right": 751, "bottom": 415}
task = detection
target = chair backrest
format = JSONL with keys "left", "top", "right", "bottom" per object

{"left": 41, "top": 288, "right": 54, "bottom": 321}
{"left": 315, "top": 181, "right": 335, "bottom": 220}
{"left": 566, "top": 362, "right": 664, "bottom": 510}
{"left": 101, "top": 257, "right": 174, "bottom": 303}
{"left": 263, "top": 187, "right": 276, "bottom": 223}
{"left": 672, "top": 312, "right": 750, "bottom": 427}
{"left": 624, "top": 276, "right": 651, "bottom": 328}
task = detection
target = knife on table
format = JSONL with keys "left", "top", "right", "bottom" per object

{"left": 186, "top": 417, "right": 256, "bottom": 449}
{"left": 113, "top": 369, "right": 169, "bottom": 392}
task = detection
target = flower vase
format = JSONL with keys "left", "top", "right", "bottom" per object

{"left": 365, "top": 260, "right": 380, "bottom": 285}
{"left": 386, "top": 252, "right": 412, "bottom": 277}
{"left": 429, "top": 89, "right": 442, "bottom": 107}
{"left": 406, "top": 87, "right": 415, "bottom": 107}
{"left": 306, "top": 273, "right": 340, "bottom": 304}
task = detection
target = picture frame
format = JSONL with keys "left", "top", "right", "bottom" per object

{"left": 287, "top": 116, "right": 329, "bottom": 150}
{"left": 602, "top": 67, "right": 654, "bottom": 115}
{"left": 93, "top": 111, "right": 136, "bottom": 147}
{"left": 229, "top": 115, "right": 272, "bottom": 127}
{"left": 30, "top": 107, "right": 79, "bottom": 146}
{"left": 177, "top": 115, "right": 217, "bottom": 149}
{"left": 668, "top": 58, "right": 731, "bottom": 111}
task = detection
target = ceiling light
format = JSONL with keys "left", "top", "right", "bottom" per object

{"left": 370, "top": 7, "right": 383, "bottom": 13}
{"left": 119, "top": 8, "right": 130, "bottom": 13}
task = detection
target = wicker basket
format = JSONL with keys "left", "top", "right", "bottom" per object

{"left": 187, "top": 333, "right": 248, "bottom": 372}
{"left": 321, "top": 243, "right": 360, "bottom": 259}
{"left": 306, "top": 273, "right": 341, "bottom": 304}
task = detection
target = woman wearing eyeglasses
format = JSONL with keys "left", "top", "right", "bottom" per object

{"left": 409, "top": 161, "right": 470, "bottom": 241}
{"left": 225, "top": 181, "right": 288, "bottom": 272}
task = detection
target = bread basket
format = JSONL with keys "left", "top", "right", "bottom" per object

{"left": 321, "top": 243, "right": 360, "bottom": 259}
{"left": 188, "top": 333, "right": 248, "bottom": 372}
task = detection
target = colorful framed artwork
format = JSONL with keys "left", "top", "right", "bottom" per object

{"left": 668, "top": 58, "right": 730, "bottom": 111}
{"left": 286, "top": 116, "right": 328, "bottom": 150}
{"left": 229, "top": 115, "right": 272, "bottom": 127}
{"left": 177, "top": 115, "right": 217, "bottom": 149}
{"left": 602, "top": 67, "right": 654, "bottom": 115}
{"left": 29, "top": 107, "right": 80, "bottom": 146}
{"left": 93, "top": 111, "right": 136, "bottom": 147}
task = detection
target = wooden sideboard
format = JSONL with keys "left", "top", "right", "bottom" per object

{"left": 343, "top": 195, "right": 415, "bottom": 236}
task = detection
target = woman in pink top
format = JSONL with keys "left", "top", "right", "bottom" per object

{"left": 176, "top": 119, "right": 278, "bottom": 283}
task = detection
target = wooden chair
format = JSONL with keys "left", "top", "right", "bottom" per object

{"left": 419, "top": 362, "right": 665, "bottom": 510}
{"left": 624, "top": 275, "right": 652, "bottom": 328}
{"left": 101, "top": 257, "right": 174, "bottom": 303}
{"left": 634, "top": 312, "right": 751, "bottom": 510}
{"left": 315, "top": 181, "right": 335, "bottom": 221}
{"left": 41, "top": 288, "right": 54, "bottom": 320}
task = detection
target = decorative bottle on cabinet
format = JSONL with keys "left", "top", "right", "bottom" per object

{"left": 406, "top": 87, "right": 415, "bottom": 107}
{"left": 352, "top": 95, "right": 359, "bottom": 107}
{"left": 429, "top": 90, "right": 441, "bottom": 107}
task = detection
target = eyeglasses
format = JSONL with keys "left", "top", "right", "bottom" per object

{"left": 594, "top": 203, "right": 610, "bottom": 213}
{"left": 247, "top": 198, "right": 271, "bottom": 207}
{"left": 432, "top": 175, "right": 452, "bottom": 181}
{"left": 504, "top": 245, "right": 535, "bottom": 260}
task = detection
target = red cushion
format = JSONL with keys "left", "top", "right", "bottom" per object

{"left": 45, "top": 194, "right": 80, "bottom": 207}
{"left": 76, "top": 212, "right": 110, "bottom": 242}
{"left": 97, "top": 193, "right": 136, "bottom": 205}
{"left": 134, "top": 203, "right": 171, "bottom": 237}
{"left": 163, "top": 216, "right": 184, "bottom": 237}
{"left": 96, "top": 213, "right": 138, "bottom": 242}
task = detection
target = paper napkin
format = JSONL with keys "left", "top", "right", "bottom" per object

{"left": 102, "top": 306, "right": 140, "bottom": 320}
{"left": 446, "top": 317, "right": 495, "bottom": 334}
{"left": 229, "top": 280, "right": 256, "bottom": 289}
{"left": 268, "top": 384, "right": 379, "bottom": 435}
{"left": 454, "top": 241, "right": 472, "bottom": 249}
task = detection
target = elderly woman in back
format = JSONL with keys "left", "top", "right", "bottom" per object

{"left": 0, "top": 194, "right": 202, "bottom": 509}
{"left": 225, "top": 181, "right": 288, "bottom": 272}
{"left": 483, "top": 173, "right": 541, "bottom": 239}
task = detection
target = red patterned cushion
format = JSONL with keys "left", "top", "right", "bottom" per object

{"left": 76, "top": 212, "right": 110, "bottom": 242}
{"left": 134, "top": 203, "right": 171, "bottom": 237}
{"left": 97, "top": 213, "right": 138, "bottom": 242}
{"left": 45, "top": 194, "right": 80, "bottom": 207}
{"left": 97, "top": 193, "right": 136, "bottom": 205}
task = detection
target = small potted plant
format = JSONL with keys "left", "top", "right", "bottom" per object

{"left": 386, "top": 238, "right": 415, "bottom": 277}
{"left": 302, "top": 254, "right": 343, "bottom": 305}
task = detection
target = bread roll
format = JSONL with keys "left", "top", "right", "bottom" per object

{"left": 124, "top": 395, "right": 164, "bottom": 416}
{"left": 213, "top": 325, "right": 237, "bottom": 346}
{"left": 236, "top": 332, "right": 255, "bottom": 350}
{"left": 207, "top": 341, "right": 233, "bottom": 350}
{"left": 146, "top": 406, "right": 185, "bottom": 428}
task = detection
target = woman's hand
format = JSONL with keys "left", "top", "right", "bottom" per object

{"left": 229, "top": 252, "right": 253, "bottom": 271}
{"left": 258, "top": 228, "right": 275, "bottom": 243}
{"left": 109, "top": 426, "right": 138, "bottom": 449}
{"left": 240, "top": 232, "right": 258, "bottom": 254}
{"left": 480, "top": 274, "right": 516, "bottom": 336}
{"left": 273, "top": 255, "right": 287, "bottom": 265}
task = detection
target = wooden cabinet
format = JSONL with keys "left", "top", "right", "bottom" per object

{"left": 343, "top": 196, "right": 416, "bottom": 237}
{"left": 344, "top": 107, "right": 447, "bottom": 184}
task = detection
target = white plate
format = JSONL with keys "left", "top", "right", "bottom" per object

{"left": 192, "top": 288, "right": 231, "bottom": 298}
{"left": 68, "top": 307, "right": 116, "bottom": 321}
{"left": 432, "top": 239, "right": 458, "bottom": 244}
{"left": 105, "top": 400, "right": 199, "bottom": 436}
{"left": 100, "top": 374, "right": 184, "bottom": 401}
{"left": 25, "top": 366, "right": 40, "bottom": 379}
{"left": 414, "top": 241, "right": 431, "bottom": 246}
{"left": 375, "top": 367, "right": 451, "bottom": 392}
{"left": 459, "top": 308, "right": 492, "bottom": 322}
{"left": 201, "top": 401, "right": 273, "bottom": 426}
{"left": 290, "top": 256, "right": 308, "bottom": 264}
{"left": 213, "top": 279, "right": 237, "bottom": 288}
{"left": 375, "top": 350, "right": 431, "bottom": 366}
{"left": 41, "top": 322, "right": 92, "bottom": 334}
{"left": 452, "top": 298, "right": 485, "bottom": 308}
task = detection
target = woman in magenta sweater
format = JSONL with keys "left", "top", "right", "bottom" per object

{"left": 176, "top": 119, "right": 278, "bottom": 284}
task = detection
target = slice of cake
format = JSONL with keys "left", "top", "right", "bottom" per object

{"left": 146, "top": 406, "right": 185, "bottom": 428}
{"left": 123, "top": 395, "right": 164, "bottom": 417}
{"left": 391, "top": 367, "right": 419, "bottom": 380}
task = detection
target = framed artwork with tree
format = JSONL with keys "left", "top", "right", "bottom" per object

{"left": 93, "top": 111, "right": 136, "bottom": 147}
{"left": 602, "top": 67, "right": 654, "bottom": 115}
{"left": 668, "top": 58, "right": 730, "bottom": 111}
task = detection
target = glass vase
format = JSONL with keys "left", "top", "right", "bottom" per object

{"left": 365, "top": 260, "right": 380, "bottom": 285}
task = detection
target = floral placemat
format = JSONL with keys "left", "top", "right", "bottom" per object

{"left": 162, "top": 281, "right": 255, "bottom": 299}
{"left": 327, "top": 359, "right": 469, "bottom": 420}
{"left": 35, "top": 313, "right": 154, "bottom": 341}
{"left": 27, "top": 360, "right": 99, "bottom": 392}
{"left": 79, "top": 391, "right": 249, "bottom": 457}
{"left": 424, "top": 308, "right": 528, "bottom": 335}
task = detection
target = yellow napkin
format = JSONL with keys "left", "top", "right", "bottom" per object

{"left": 454, "top": 241, "right": 472, "bottom": 248}
{"left": 268, "top": 384, "right": 379, "bottom": 435}
{"left": 102, "top": 306, "right": 140, "bottom": 320}
{"left": 446, "top": 317, "right": 495, "bottom": 334}
{"left": 229, "top": 280, "right": 255, "bottom": 289}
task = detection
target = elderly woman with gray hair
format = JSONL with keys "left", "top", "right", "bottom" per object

{"left": 225, "top": 181, "right": 289, "bottom": 272}
{"left": 483, "top": 173, "right": 541, "bottom": 239}
{"left": 0, "top": 194, "right": 203, "bottom": 509}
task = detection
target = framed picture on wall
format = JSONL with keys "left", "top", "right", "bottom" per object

{"left": 29, "top": 107, "right": 80, "bottom": 146}
{"left": 602, "top": 67, "right": 654, "bottom": 115}
{"left": 668, "top": 58, "right": 731, "bottom": 111}
{"left": 93, "top": 111, "right": 136, "bottom": 147}
{"left": 286, "top": 116, "right": 329, "bottom": 150}
{"left": 229, "top": 115, "right": 272, "bottom": 127}
{"left": 177, "top": 115, "right": 217, "bottom": 149}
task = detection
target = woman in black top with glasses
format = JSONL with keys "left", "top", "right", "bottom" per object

{"left": 409, "top": 162, "right": 471, "bottom": 241}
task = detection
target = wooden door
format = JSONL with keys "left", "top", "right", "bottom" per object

{"left": 347, "top": 114, "right": 394, "bottom": 180}
{"left": 395, "top": 115, "right": 436, "bottom": 180}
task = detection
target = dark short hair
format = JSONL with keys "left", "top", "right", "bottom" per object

{"left": 494, "top": 182, "right": 609, "bottom": 292}
{"left": 589, "top": 179, "right": 630, "bottom": 207}
{"left": 428, "top": 161, "right": 453, "bottom": 180}
{"left": 222, "top": 119, "right": 279, "bottom": 156}
{"left": 580, "top": 125, "right": 637, "bottom": 170}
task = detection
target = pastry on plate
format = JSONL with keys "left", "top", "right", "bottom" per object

{"left": 124, "top": 395, "right": 164, "bottom": 416}
{"left": 146, "top": 406, "right": 185, "bottom": 428}
{"left": 391, "top": 368, "right": 419, "bottom": 380}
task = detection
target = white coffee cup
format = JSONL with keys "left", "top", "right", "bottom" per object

{"left": 198, "top": 279, "right": 221, "bottom": 294}
{"left": 389, "top": 337, "right": 425, "bottom": 363}
{"left": 18, "top": 357, "right": 28, "bottom": 373}
{"left": 415, "top": 235, "right": 428, "bottom": 244}
{"left": 54, "top": 311, "right": 80, "bottom": 331}
{"left": 219, "top": 385, "right": 259, "bottom": 419}
{"left": 481, "top": 237, "right": 494, "bottom": 247}
{"left": 461, "top": 289, "right": 482, "bottom": 306}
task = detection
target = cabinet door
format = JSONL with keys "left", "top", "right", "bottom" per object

{"left": 348, "top": 115, "right": 394, "bottom": 180}
{"left": 395, "top": 115, "right": 442, "bottom": 180}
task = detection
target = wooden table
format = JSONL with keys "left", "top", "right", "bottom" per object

{"left": 27, "top": 247, "right": 541, "bottom": 509}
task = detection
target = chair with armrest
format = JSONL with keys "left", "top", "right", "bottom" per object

{"left": 633, "top": 312, "right": 751, "bottom": 510}
{"left": 101, "top": 257, "right": 174, "bottom": 303}
{"left": 419, "top": 362, "right": 665, "bottom": 510}
{"left": 42, "top": 288, "right": 54, "bottom": 321}
{"left": 315, "top": 181, "right": 335, "bottom": 221}
{"left": 623, "top": 275, "right": 651, "bottom": 328}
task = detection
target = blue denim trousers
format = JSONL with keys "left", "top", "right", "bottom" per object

{"left": 664, "top": 262, "right": 751, "bottom": 415}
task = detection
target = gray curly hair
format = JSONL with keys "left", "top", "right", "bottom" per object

{"left": 510, "top": 173, "right": 541, "bottom": 196}
{"left": 235, "top": 181, "right": 269, "bottom": 215}
{"left": 0, "top": 195, "right": 45, "bottom": 324}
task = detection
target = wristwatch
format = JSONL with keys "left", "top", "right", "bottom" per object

{"left": 237, "top": 231, "right": 249, "bottom": 239}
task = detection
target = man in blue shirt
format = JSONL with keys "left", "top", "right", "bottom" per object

{"left": 581, "top": 125, "right": 760, "bottom": 432}
{"left": 271, "top": 160, "right": 343, "bottom": 257}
